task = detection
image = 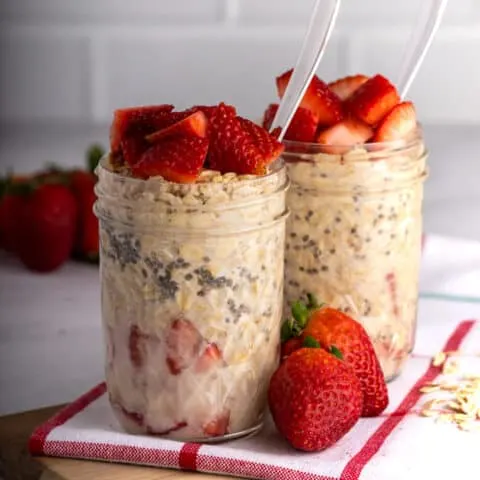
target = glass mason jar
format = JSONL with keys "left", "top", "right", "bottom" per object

{"left": 94, "top": 157, "right": 289, "bottom": 442}
{"left": 283, "top": 131, "right": 428, "bottom": 381}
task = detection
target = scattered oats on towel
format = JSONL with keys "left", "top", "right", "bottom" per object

{"left": 419, "top": 350, "right": 480, "bottom": 431}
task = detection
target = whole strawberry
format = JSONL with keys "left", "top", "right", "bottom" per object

{"left": 14, "top": 183, "right": 78, "bottom": 272}
{"left": 281, "top": 295, "right": 389, "bottom": 417}
{"left": 268, "top": 346, "right": 363, "bottom": 452}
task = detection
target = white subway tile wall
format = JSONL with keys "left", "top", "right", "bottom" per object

{"left": 0, "top": 0, "right": 479, "bottom": 124}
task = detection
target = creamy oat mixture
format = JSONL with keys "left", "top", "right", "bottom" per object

{"left": 283, "top": 140, "right": 427, "bottom": 380}
{"left": 95, "top": 157, "right": 288, "bottom": 440}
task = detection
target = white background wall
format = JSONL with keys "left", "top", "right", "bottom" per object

{"left": 1, "top": 0, "right": 480, "bottom": 126}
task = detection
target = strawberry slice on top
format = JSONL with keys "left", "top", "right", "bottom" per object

{"left": 131, "top": 136, "right": 209, "bottom": 183}
{"left": 110, "top": 104, "right": 174, "bottom": 154}
{"left": 316, "top": 118, "right": 373, "bottom": 154}
{"left": 346, "top": 74, "right": 400, "bottom": 126}
{"left": 276, "top": 69, "right": 343, "bottom": 127}
{"left": 145, "top": 111, "right": 208, "bottom": 143}
{"left": 263, "top": 104, "right": 318, "bottom": 143}
{"left": 328, "top": 74, "right": 369, "bottom": 101}
{"left": 372, "top": 101, "right": 417, "bottom": 142}
{"left": 208, "top": 103, "right": 284, "bottom": 175}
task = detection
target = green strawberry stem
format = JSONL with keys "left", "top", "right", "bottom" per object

{"left": 306, "top": 292, "right": 321, "bottom": 309}
{"left": 330, "top": 345, "right": 343, "bottom": 360}
{"left": 86, "top": 144, "right": 105, "bottom": 173}
{"left": 303, "top": 335, "right": 321, "bottom": 348}
{"left": 291, "top": 300, "right": 309, "bottom": 328}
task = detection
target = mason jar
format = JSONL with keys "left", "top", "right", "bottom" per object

{"left": 283, "top": 131, "right": 428, "bottom": 381}
{"left": 94, "top": 156, "right": 289, "bottom": 441}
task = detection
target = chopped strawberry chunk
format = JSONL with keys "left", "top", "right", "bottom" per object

{"left": 276, "top": 69, "right": 343, "bottom": 127}
{"left": 131, "top": 137, "right": 209, "bottom": 183}
{"left": 328, "top": 74, "right": 369, "bottom": 101}
{"left": 129, "top": 325, "right": 147, "bottom": 368}
{"left": 146, "top": 111, "right": 208, "bottom": 143}
{"left": 120, "top": 406, "right": 144, "bottom": 426}
{"left": 372, "top": 101, "right": 417, "bottom": 142}
{"left": 203, "top": 411, "right": 230, "bottom": 437}
{"left": 147, "top": 421, "right": 188, "bottom": 436}
{"left": 346, "top": 74, "right": 400, "bottom": 126}
{"left": 316, "top": 118, "right": 373, "bottom": 152}
{"left": 188, "top": 104, "right": 236, "bottom": 120}
{"left": 262, "top": 104, "right": 318, "bottom": 142}
{"left": 195, "top": 343, "right": 223, "bottom": 373}
{"left": 208, "top": 103, "right": 283, "bottom": 175}
{"left": 110, "top": 104, "right": 174, "bottom": 153}
{"left": 165, "top": 318, "right": 203, "bottom": 375}
{"left": 121, "top": 136, "right": 149, "bottom": 167}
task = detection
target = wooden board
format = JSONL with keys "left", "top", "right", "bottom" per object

{"left": 0, "top": 405, "right": 235, "bottom": 480}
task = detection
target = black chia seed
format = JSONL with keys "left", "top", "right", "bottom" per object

{"left": 104, "top": 226, "right": 141, "bottom": 270}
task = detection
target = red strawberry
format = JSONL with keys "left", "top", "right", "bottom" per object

{"left": 328, "top": 74, "right": 369, "bottom": 101}
{"left": 131, "top": 137, "right": 209, "bottom": 183}
{"left": 0, "top": 191, "right": 27, "bottom": 252}
{"left": 276, "top": 69, "right": 343, "bottom": 126}
{"left": 346, "top": 74, "right": 400, "bottom": 126}
{"left": 120, "top": 136, "right": 149, "bottom": 167}
{"left": 372, "top": 101, "right": 417, "bottom": 142}
{"left": 301, "top": 305, "right": 389, "bottom": 417}
{"left": 203, "top": 411, "right": 230, "bottom": 437}
{"left": 188, "top": 104, "right": 236, "bottom": 120}
{"left": 110, "top": 104, "right": 174, "bottom": 154}
{"left": 120, "top": 406, "right": 144, "bottom": 427}
{"left": 165, "top": 318, "right": 203, "bottom": 375}
{"left": 262, "top": 104, "right": 318, "bottom": 142}
{"left": 280, "top": 337, "right": 303, "bottom": 361}
{"left": 238, "top": 117, "right": 284, "bottom": 166}
{"left": 14, "top": 183, "right": 78, "bottom": 272}
{"left": 195, "top": 343, "right": 223, "bottom": 373}
{"left": 208, "top": 103, "right": 283, "bottom": 175}
{"left": 129, "top": 325, "right": 147, "bottom": 368}
{"left": 69, "top": 170, "right": 99, "bottom": 261}
{"left": 146, "top": 111, "right": 208, "bottom": 143}
{"left": 316, "top": 118, "right": 373, "bottom": 153}
{"left": 268, "top": 347, "right": 363, "bottom": 452}
{"left": 147, "top": 421, "right": 188, "bottom": 436}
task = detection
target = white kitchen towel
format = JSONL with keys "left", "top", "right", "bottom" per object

{"left": 30, "top": 234, "right": 480, "bottom": 480}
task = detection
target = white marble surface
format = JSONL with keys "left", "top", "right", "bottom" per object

{"left": 1, "top": 123, "right": 480, "bottom": 415}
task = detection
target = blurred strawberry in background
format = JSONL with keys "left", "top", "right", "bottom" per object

{"left": 0, "top": 143, "right": 105, "bottom": 273}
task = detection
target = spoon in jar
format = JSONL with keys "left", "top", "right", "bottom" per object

{"left": 397, "top": 0, "right": 449, "bottom": 99}
{"left": 268, "top": 0, "right": 342, "bottom": 141}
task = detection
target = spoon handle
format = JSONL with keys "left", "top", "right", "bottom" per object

{"left": 269, "top": 0, "right": 342, "bottom": 141}
{"left": 397, "top": 0, "right": 449, "bottom": 99}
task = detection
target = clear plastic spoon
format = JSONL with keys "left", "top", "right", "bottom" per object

{"left": 397, "top": 0, "right": 449, "bottom": 99}
{"left": 269, "top": 0, "right": 342, "bottom": 141}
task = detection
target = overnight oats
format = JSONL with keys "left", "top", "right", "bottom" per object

{"left": 95, "top": 102, "right": 289, "bottom": 441}
{"left": 263, "top": 70, "right": 428, "bottom": 380}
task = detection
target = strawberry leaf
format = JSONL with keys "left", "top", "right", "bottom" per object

{"left": 303, "top": 336, "right": 321, "bottom": 349}
{"left": 330, "top": 345, "right": 343, "bottom": 360}
{"left": 291, "top": 300, "right": 309, "bottom": 328}
{"left": 86, "top": 144, "right": 106, "bottom": 173}
{"left": 306, "top": 293, "right": 321, "bottom": 310}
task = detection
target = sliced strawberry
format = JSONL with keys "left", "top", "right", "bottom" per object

{"left": 203, "top": 411, "right": 230, "bottom": 437}
{"left": 131, "top": 137, "right": 209, "bottom": 183}
{"left": 120, "top": 406, "right": 144, "bottom": 426}
{"left": 110, "top": 104, "right": 174, "bottom": 153}
{"left": 195, "top": 343, "right": 223, "bottom": 373}
{"left": 188, "top": 104, "right": 236, "bottom": 120}
{"left": 129, "top": 325, "right": 147, "bottom": 368}
{"left": 165, "top": 318, "right": 203, "bottom": 375}
{"left": 147, "top": 421, "right": 188, "bottom": 436}
{"left": 317, "top": 118, "right": 373, "bottom": 153}
{"left": 262, "top": 104, "right": 318, "bottom": 142}
{"left": 372, "top": 101, "right": 417, "bottom": 142}
{"left": 346, "top": 74, "right": 400, "bottom": 126}
{"left": 328, "top": 74, "right": 369, "bottom": 101}
{"left": 238, "top": 117, "right": 284, "bottom": 169}
{"left": 208, "top": 103, "right": 283, "bottom": 175}
{"left": 276, "top": 69, "right": 343, "bottom": 127}
{"left": 146, "top": 111, "right": 208, "bottom": 143}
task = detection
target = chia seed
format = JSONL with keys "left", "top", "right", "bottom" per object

{"left": 324, "top": 228, "right": 331, "bottom": 234}
{"left": 104, "top": 227, "right": 141, "bottom": 270}
{"left": 321, "top": 265, "right": 328, "bottom": 272}
{"left": 290, "top": 232, "right": 297, "bottom": 238}
{"left": 302, "top": 235, "right": 309, "bottom": 242}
